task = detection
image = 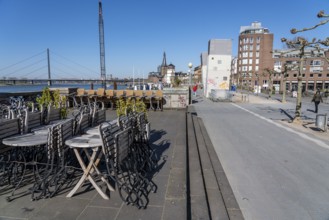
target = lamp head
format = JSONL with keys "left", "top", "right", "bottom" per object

{"left": 188, "top": 62, "right": 193, "bottom": 69}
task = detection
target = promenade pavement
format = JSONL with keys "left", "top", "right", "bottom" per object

{"left": 4, "top": 90, "right": 324, "bottom": 220}
{"left": 0, "top": 110, "right": 188, "bottom": 220}
{"left": 192, "top": 90, "right": 329, "bottom": 219}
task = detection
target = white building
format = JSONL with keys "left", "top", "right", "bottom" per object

{"left": 202, "top": 39, "right": 232, "bottom": 97}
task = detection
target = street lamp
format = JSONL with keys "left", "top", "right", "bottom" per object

{"left": 188, "top": 62, "right": 193, "bottom": 104}
{"left": 188, "top": 62, "right": 193, "bottom": 86}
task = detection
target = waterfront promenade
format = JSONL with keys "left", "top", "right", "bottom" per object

{"left": 193, "top": 90, "right": 329, "bottom": 219}
{"left": 1, "top": 103, "right": 240, "bottom": 220}
{"left": 2, "top": 90, "right": 329, "bottom": 219}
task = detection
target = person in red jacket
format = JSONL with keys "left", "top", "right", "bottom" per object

{"left": 192, "top": 84, "right": 198, "bottom": 96}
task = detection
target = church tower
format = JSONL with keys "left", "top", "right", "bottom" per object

{"left": 160, "top": 52, "right": 168, "bottom": 77}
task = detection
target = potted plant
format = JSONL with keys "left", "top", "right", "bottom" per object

{"left": 36, "top": 87, "right": 68, "bottom": 121}
{"left": 116, "top": 98, "right": 150, "bottom": 140}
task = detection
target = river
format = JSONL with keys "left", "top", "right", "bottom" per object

{"left": 0, "top": 83, "right": 127, "bottom": 93}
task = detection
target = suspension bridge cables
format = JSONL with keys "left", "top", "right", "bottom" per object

{"left": 0, "top": 50, "right": 46, "bottom": 72}
{"left": 50, "top": 50, "right": 98, "bottom": 79}
{"left": 0, "top": 50, "right": 47, "bottom": 79}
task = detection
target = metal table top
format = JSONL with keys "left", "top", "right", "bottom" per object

{"left": 65, "top": 134, "right": 102, "bottom": 149}
{"left": 3, "top": 133, "right": 48, "bottom": 147}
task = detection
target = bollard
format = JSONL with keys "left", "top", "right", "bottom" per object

{"left": 316, "top": 114, "right": 327, "bottom": 132}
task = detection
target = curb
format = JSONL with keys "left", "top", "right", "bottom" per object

{"left": 187, "top": 106, "right": 244, "bottom": 220}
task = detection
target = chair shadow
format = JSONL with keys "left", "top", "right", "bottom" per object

{"left": 307, "top": 109, "right": 315, "bottom": 113}
{"left": 149, "top": 129, "right": 167, "bottom": 143}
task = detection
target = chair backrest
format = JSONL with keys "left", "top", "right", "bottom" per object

{"left": 99, "top": 122, "right": 124, "bottom": 171}
{"left": 87, "top": 90, "right": 95, "bottom": 96}
{"left": 145, "top": 90, "right": 153, "bottom": 96}
{"left": 97, "top": 88, "right": 105, "bottom": 96}
{"left": 106, "top": 90, "right": 114, "bottom": 97}
{"left": 0, "top": 118, "right": 21, "bottom": 140}
{"left": 76, "top": 88, "right": 85, "bottom": 96}
{"left": 23, "top": 110, "right": 43, "bottom": 133}
{"left": 155, "top": 90, "right": 163, "bottom": 98}
{"left": 47, "top": 105, "right": 61, "bottom": 124}
{"left": 117, "top": 114, "right": 135, "bottom": 130}
{"left": 125, "top": 90, "right": 134, "bottom": 97}
{"left": 0, "top": 118, "right": 22, "bottom": 153}
{"left": 134, "top": 90, "right": 143, "bottom": 97}
{"left": 92, "top": 109, "right": 106, "bottom": 127}
{"left": 75, "top": 112, "right": 90, "bottom": 135}
{"left": 115, "top": 90, "right": 124, "bottom": 98}
{"left": 45, "top": 118, "right": 73, "bottom": 167}
{"left": 114, "top": 127, "right": 133, "bottom": 165}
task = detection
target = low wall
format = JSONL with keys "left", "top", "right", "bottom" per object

{"left": 163, "top": 87, "right": 189, "bottom": 109}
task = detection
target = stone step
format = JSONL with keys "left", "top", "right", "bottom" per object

{"left": 187, "top": 105, "right": 244, "bottom": 220}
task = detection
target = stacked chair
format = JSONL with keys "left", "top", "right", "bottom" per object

{"left": 99, "top": 111, "right": 157, "bottom": 209}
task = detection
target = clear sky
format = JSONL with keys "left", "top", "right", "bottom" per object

{"left": 0, "top": 0, "right": 328, "bottom": 80}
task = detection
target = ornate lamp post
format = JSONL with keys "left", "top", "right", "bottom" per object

{"left": 188, "top": 62, "right": 193, "bottom": 85}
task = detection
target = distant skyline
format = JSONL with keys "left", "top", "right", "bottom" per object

{"left": 0, "top": 0, "right": 328, "bottom": 80}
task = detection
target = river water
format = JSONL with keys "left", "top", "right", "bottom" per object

{"left": 0, "top": 83, "right": 127, "bottom": 93}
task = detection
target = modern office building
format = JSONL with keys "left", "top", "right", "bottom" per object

{"left": 236, "top": 22, "right": 274, "bottom": 90}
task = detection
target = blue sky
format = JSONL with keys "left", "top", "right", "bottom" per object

{"left": 0, "top": 0, "right": 328, "bottom": 80}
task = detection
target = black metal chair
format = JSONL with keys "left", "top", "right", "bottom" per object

{"left": 31, "top": 118, "right": 74, "bottom": 200}
{"left": 0, "top": 118, "right": 23, "bottom": 188}
{"left": 99, "top": 121, "right": 156, "bottom": 209}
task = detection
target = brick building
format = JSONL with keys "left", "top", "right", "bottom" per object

{"left": 272, "top": 49, "right": 329, "bottom": 92}
{"left": 236, "top": 22, "right": 274, "bottom": 90}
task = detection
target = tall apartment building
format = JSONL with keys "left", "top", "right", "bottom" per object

{"left": 236, "top": 22, "right": 273, "bottom": 89}
{"left": 201, "top": 39, "right": 232, "bottom": 97}
{"left": 272, "top": 48, "right": 329, "bottom": 92}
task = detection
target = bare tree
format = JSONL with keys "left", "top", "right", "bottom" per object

{"left": 263, "top": 68, "right": 278, "bottom": 99}
{"left": 281, "top": 10, "right": 329, "bottom": 122}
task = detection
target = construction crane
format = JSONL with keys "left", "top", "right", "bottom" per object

{"left": 99, "top": 0, "right": 106, "bottom": 88}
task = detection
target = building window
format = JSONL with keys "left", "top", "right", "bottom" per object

{"left": 218, "top": 60, "right": 222, "bottom": 64}
{"left": 213, "top": 67, "right": 217, "bottom": 71}
{"left": 242, "top": 59, "right": 248, "bottom": 64}
{"left": 249, "top": 52, "right": 253, "bottom": 57}
{"left": 310, "top": 60, "right": 323, "bottom": 66}
{"left": 318, "top": 74, "right": 322, "bottom": 77}
{"left": 255, "top": 59, "right": 259, "bottom": 64}
{"left": 310, "top": 74, "right": 314, "bottom": 77}
{"left": 256, "top": 52, "right": 259, "bottom": 57}
{"left": 250, "top": 37, "right": 254, "bottom": 43}
{"left": 256, "top": 44, "right": 260, "bottom": 50}
{"left": 257, "top": 37, "right": 261, "bottom": 43}
{"left": 293, "top": 74, "right": 297, "bottom": 77}
{"left": 223, "top": 76, "right": 228, "bottom": 81}
{"left": 249, "top": 59, "right": 253, "bottom": 64}
{"left": 249, "top": 45, "right": 253, "bottom": 50}
{"left": 255, "top": 66, "right": 259, "bottom": 71}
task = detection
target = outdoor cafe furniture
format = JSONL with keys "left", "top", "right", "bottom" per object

{"left": 144, "top": 91, "right": 155, "bottom": 111}
{"left": 0, "top": 118, "right": 23, "bottom": 187}
{"left": 99, "top": 118, "right": 157, "bottom": 209}
{"left": 65, "top": 133, "right": 115, "bottom": 200}
{"left": 154, "top": 90, "right": 163, "bottom": 111}
{"left": 2, "top": 131, "right": 49, "bottom": 200}
{"left": 105, "top": 89, "right": 115, "bottom": 109}
{"left": 2, "top": 118, "right": 74, "bottom": 201}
